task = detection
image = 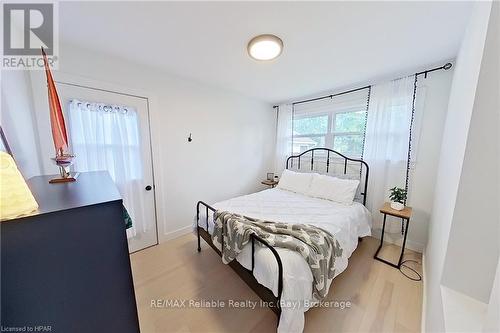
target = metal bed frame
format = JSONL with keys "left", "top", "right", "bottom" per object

{"left": 196, "top": 148, "right": 369, "bottom": 324}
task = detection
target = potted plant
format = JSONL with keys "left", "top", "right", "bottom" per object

{"left": 389, "top": 187, "right": 407, "bottom": 211}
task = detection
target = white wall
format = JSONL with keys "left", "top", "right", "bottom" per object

{"left": 0, "top": 70, "right": 42, "bottom": 179}
{"left": 423, "top": 1, "right": 494, "bottom": 331}
{"left": 441, "top": 0, "right": 499, "bottom": 303}
{"left": 28, "top": 44, "right": 275, "bottom": 242}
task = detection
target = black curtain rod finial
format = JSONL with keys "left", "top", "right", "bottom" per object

{"left": 417, "top": 62, "right": 453, "bottom": 78}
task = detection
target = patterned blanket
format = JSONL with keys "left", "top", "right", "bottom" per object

{"left": 212, "top": 210, "right": 343, "bottom": 300}
{"left": 123, "top": 206, "right": 133, "bottom": 229}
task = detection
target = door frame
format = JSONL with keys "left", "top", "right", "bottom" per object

{"left": 44, "top": 71, "right": 161, "bottom": 253}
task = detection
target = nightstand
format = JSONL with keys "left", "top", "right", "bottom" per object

{"left": 374, "top": 202, "right": 412, "bottom": 268}
{"left": 261, "top": 179, "right": 278, "bottom": 188}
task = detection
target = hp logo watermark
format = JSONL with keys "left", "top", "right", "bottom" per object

{"left": 2, "top": 2, "right": 58, "bottom": 69}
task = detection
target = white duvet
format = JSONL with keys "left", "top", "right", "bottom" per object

{"left": 196, "top": 188, "right": 371, "bottom": 333}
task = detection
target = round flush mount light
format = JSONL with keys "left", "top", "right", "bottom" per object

{"left": 247, "top": 34, "right": 283, "bottom": 61}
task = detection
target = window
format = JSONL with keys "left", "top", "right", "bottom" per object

{"left": 293, "top": 114, "right": 328, "bottom": 153}
{"left": 68, "top": 100, "right": 143, "bottom": 180}
{"left": 292, "top": 89, "right": 370, "bottom": 157}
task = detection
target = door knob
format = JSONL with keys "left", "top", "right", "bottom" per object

{"left": 145, "top": 185, "right": 152, "bottom": 191}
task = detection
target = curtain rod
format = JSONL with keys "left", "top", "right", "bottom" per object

{"left": 272, "top": 62, "right": 453, "bottom": 109}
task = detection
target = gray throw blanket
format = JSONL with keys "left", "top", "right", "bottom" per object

{"left": 212, "top": 210, "right": 343, "bottom": 300}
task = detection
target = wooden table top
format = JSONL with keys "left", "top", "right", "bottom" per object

{"left": 261, "top": 179, "right": 279, "bottom": 186}
{"left": 380, "top": 202, "right": 412, "bottom": 219}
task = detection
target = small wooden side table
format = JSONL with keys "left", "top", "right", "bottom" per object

{"left": 374, "top": 202, "right": 413, "bottom": 269}
{"left": 261, "top": 180, "right": 278, "bottom": 188}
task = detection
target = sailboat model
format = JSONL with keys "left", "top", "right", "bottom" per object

{"left": 41, "top": 48, "right": 79, "bottom": 183}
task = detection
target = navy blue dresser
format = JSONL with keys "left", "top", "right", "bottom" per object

{"left": 1, "top": 171, "right": 140, "bottom": 333}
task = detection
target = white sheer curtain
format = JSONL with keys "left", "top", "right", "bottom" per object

{"left": 67, "top": 100, "right": 146, "bottom": 238}
{"left": 274, "top": 104, "right": 293, "bottom": 176}
{"left": 364, "top": 76, "right": 416, "bottom": 232}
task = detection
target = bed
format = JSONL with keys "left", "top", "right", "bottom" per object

{"left": 195, "top": 148, "right": 371, "bottom": 333}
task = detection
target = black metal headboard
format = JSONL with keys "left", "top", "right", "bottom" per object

{"left": 286, "top": 148, "right": 369, "bottom": 206}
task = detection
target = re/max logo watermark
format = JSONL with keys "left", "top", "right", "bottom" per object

{"left": 2, "top": 2, "right": 58, "bottom": 69}
{"left": 150, "top": 298, "right": 353, "bottom": 310}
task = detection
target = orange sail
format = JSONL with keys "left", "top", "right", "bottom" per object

{"left": 41, "top": 48, "right": 68, "bottom": 157}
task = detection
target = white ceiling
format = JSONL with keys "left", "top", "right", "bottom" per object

{"left": 59, "top": 1, "right": 473, "bottom": 103}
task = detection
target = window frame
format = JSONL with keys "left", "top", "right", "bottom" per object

{"left": 293, "top": 109, "right": 367, "bottom": 158}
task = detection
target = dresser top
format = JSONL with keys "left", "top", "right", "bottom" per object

{"left": 22, "top": 171, "right": 122, "bottom": 218}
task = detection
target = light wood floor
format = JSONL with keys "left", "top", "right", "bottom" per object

{"left": 130, "top": 235, "right": 422, "bottom": 333}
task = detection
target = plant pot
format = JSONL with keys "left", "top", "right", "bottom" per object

{"left": 390, "top": 201, "right": 404, "bottom": 211}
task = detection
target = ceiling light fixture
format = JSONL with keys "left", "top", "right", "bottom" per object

{"left": 247, "top": 34, "right": 283, "bottom": 61}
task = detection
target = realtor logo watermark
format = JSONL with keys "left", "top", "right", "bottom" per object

{"left": 2, "top": 1, "right": 58, "bottom": 69}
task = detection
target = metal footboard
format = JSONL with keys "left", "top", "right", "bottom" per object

{"left": 196, "top": 201, "right": 283, "bottom": 320}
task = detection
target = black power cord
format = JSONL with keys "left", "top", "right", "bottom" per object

{"left": 399, "top": 258, "right": 422, "bottom": 281}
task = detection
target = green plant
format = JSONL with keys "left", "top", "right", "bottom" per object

{"left": 389, "top": 187, "right": 407, "bottom": 204}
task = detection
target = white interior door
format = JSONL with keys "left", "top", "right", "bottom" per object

{"left": 58, "top": 83, "right": 158, "bottom": 253}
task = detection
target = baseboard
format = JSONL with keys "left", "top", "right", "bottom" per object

{"left": 405, "top": 239, "right": 424, "bottom": 253}
{"left": 441, "top": 285, "right": 488, "bottom": 332}
{"left": 421, "top": 252, "right": 427, "bottom": 333}
{"left": 161, "top": 225, "right": 192, "bottom": 242}
{"left": 371, "top": 228, "right": 425, "bottom": 253}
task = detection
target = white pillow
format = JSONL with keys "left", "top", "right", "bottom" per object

{"left": 335, "top": 173, "right": 363, "bottom": 201}
{"left": 277, "top": 170, "right": 314, "bottom": 194}
{"left": 307, "top": 174, "right": 360, "bottom": 205}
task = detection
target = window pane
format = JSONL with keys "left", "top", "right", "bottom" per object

{"left": 293, "top": 136, "right": 325, "bottom": 154}
{"left": 294, "top": 115, "right": 328, "bottom": 135}
{"left": 334, "top": 111, "right": 366, "bottom": 133}
{"left": 333, "top": 134, "right": 364, "bottom": 157}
